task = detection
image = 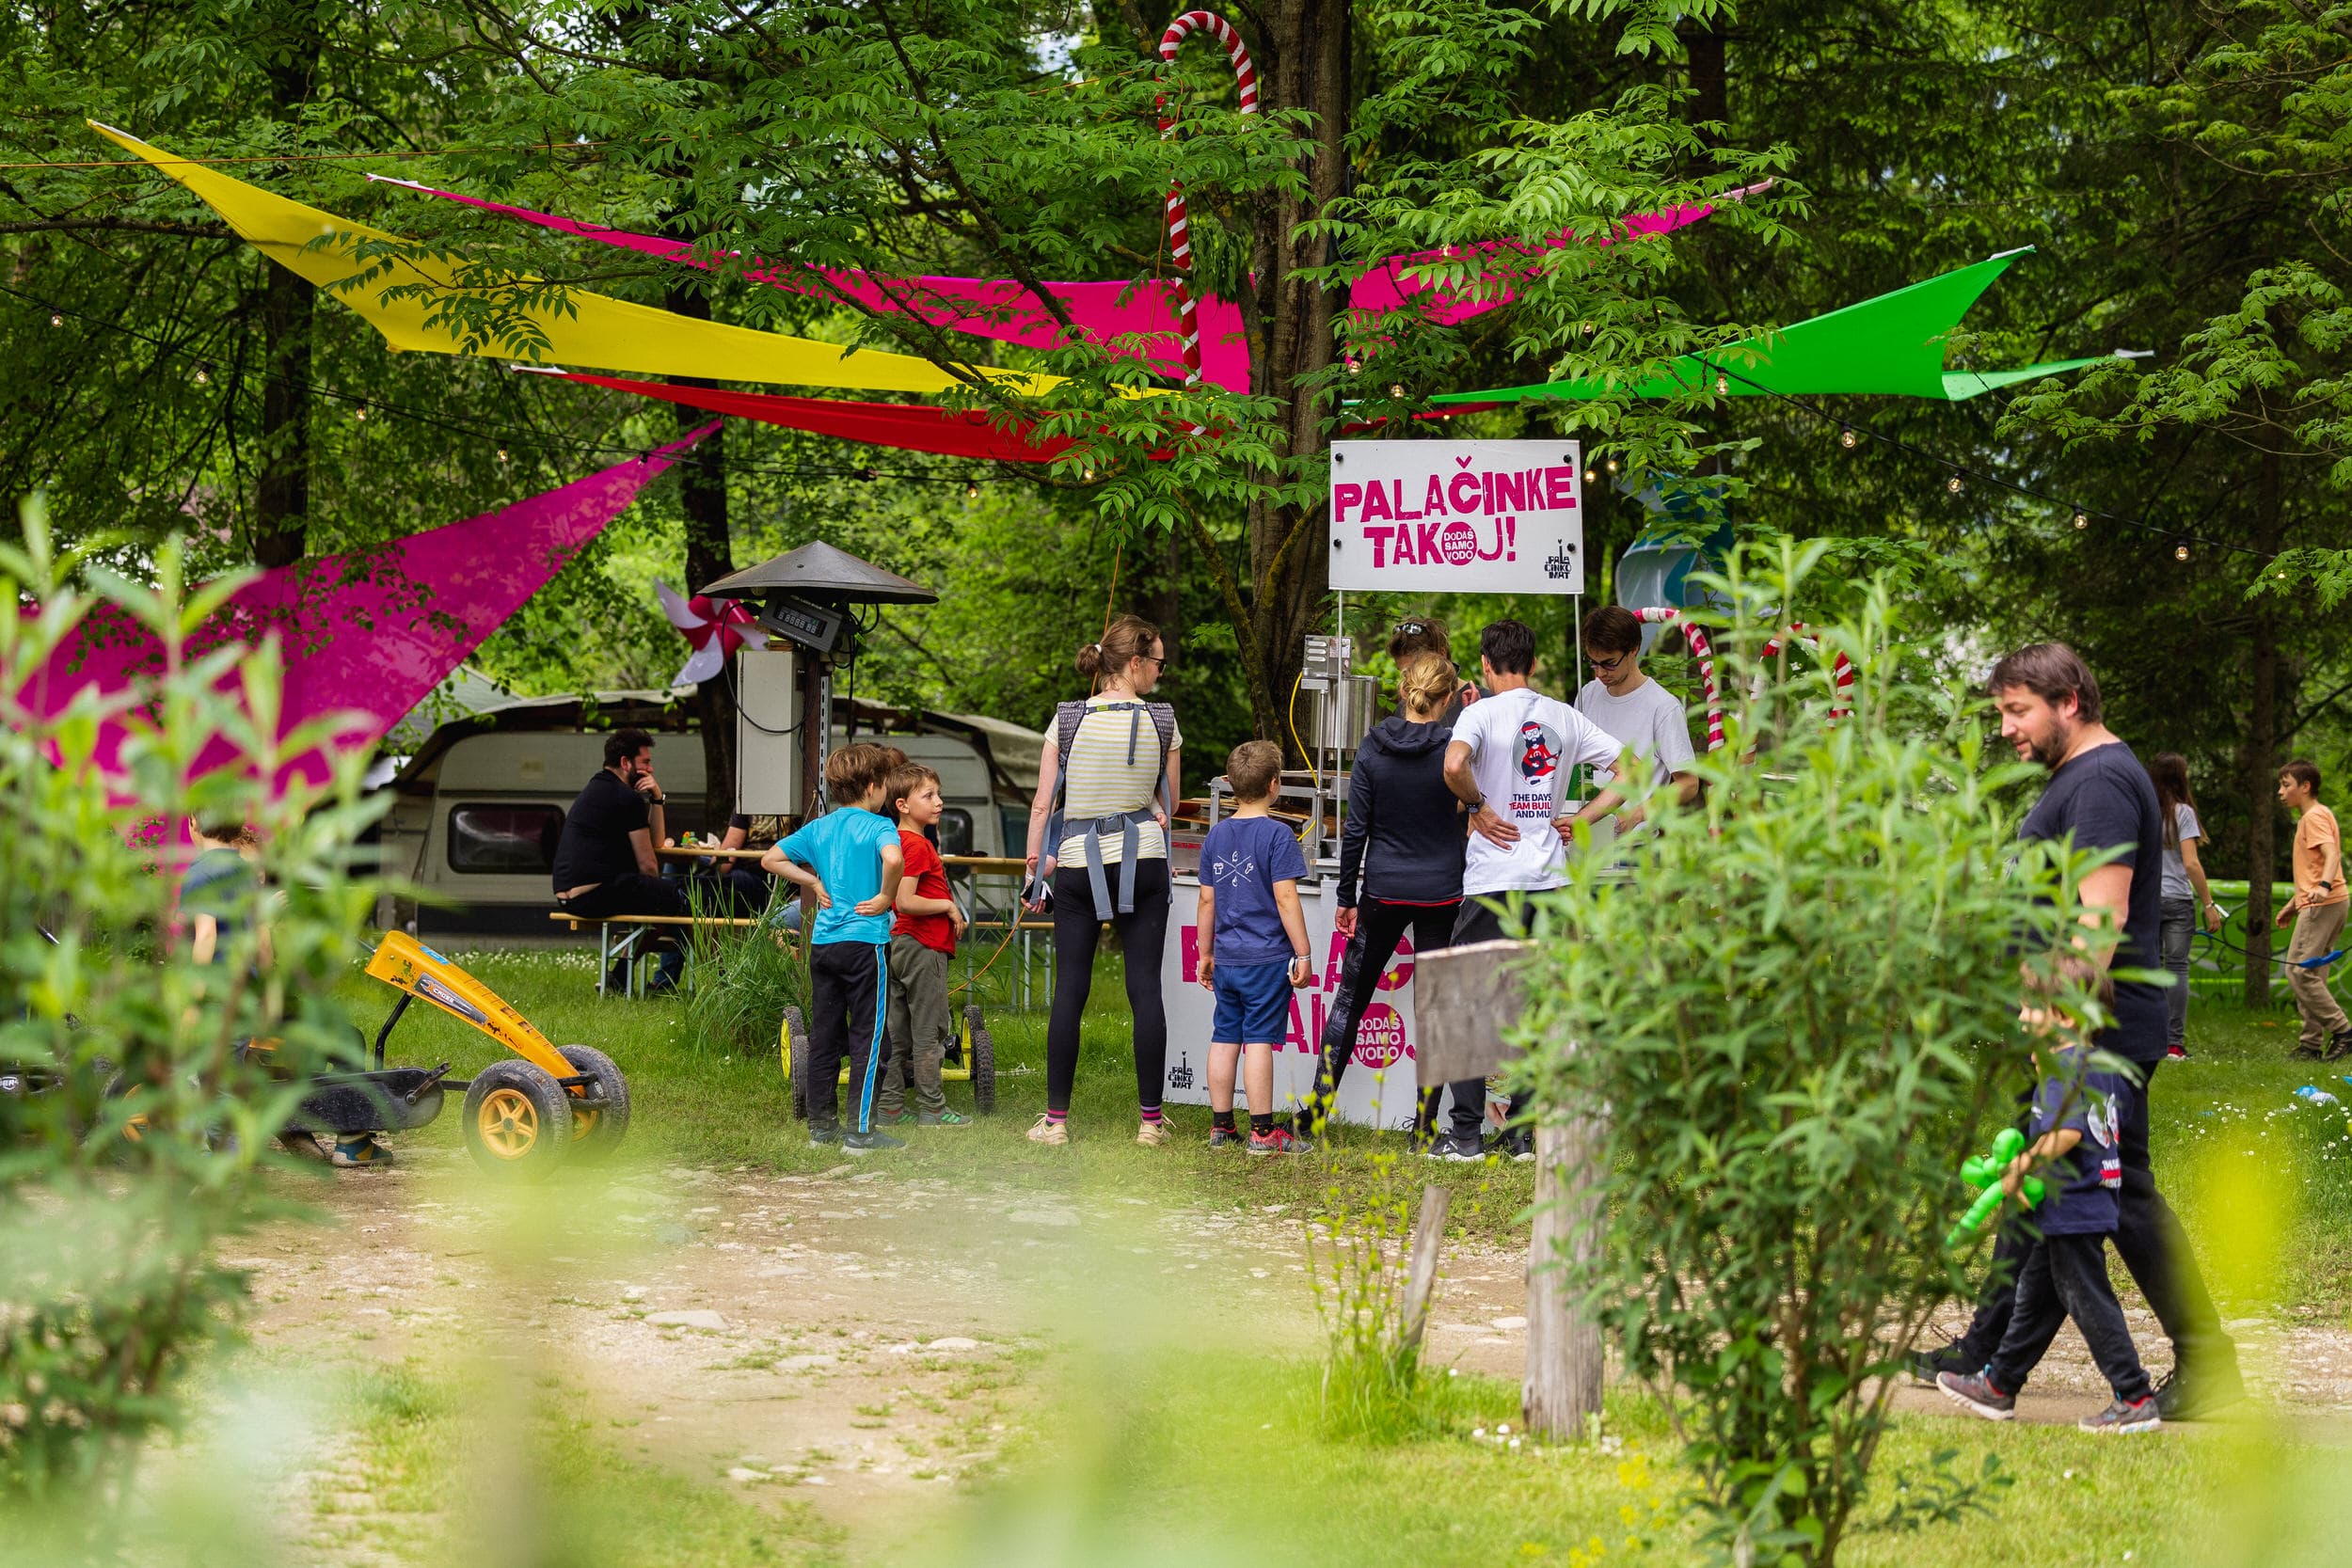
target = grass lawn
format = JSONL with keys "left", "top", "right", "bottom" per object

{"left": 261, "top": 938, "right": 2352, "bottom": 1567}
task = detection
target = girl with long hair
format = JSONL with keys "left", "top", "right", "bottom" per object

{"left": 2148, "top": 751, "right": 2224, "bottom": 1059}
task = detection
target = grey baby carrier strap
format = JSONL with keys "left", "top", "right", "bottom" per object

{"left": 1032, "top": 699, "right": 1176, "bottom": 914}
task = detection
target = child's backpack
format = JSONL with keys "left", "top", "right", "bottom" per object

{"left": 1030, "top": 698, "right": 1178, "bottom": 913}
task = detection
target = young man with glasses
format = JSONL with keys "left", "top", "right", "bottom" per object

{"left": 1574, "top": 606, "right": 1699, "bottom": 829}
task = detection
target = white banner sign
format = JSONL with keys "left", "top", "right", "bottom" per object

{"left": 1328, "top": 438, "right": 1584, "bottom": 594}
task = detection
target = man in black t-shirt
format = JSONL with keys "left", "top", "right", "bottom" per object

{"left": 1919, "top": 644, "right": 2242, "bottom": 1418}
{"left": 553, "top": 728, "right": 687, "bottom": 990}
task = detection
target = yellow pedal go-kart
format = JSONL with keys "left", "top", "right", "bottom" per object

{"left": 262, "top": 933, "right": 630, "bottom": 1179}
{"left": 778, "top": 1002, "right": 994, "bottom": 1118}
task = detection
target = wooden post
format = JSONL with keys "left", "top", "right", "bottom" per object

{"left": 1398, "top": 1182, "right": 1452, "bottom": 1359}
{"left": 1523, "top": 1115, "right": 1605, "bottom": 1437}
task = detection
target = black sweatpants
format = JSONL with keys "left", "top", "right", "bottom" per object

{"left": 1951, "top": 1058, "right": 2233, "bottom": 1378}
{"left": 1045, "top": 859, "right": 1170, "bottom": 1116}
{"left": 1311, "top": 897, "right": 1459, "bottom": 1130}
{"left": 559, "top": 872, "right": 688, "bottom": 988}
{"left": 1988, "top": 1231, "right": 2153, "bottom": 1402}
{"left": 806, "top": 941, "right": 888, "bottom": 1136}
{"left": 1438, "top": 897, "right": 1527, "bottom": 1139}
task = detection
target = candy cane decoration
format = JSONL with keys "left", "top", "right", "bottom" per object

{"left": 1635, "top": 609, "right": 1725, "bottom": 751}
{"left": 1634, "top": 609, "right": 1855, "bottom": 752}
{"left": 1761, "top": 622, "right": 1856, "bottom": 721}
{"left": 1157, "top": 10, "right": 1257, "bottom": 420}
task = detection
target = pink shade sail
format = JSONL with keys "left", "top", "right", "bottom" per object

{"left": 373, "top": 178, "right": 1766, "bottom": 393}
{"left": 22, "top": 426, "right": 715, "bottom": 793}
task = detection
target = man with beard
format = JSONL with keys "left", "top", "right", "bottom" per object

{"left": 1919, "top": 642, "right": 2242, "bottom": 1418}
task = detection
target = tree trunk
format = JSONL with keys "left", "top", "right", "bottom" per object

{"left": 252, "top": 20, "right": 321, "bottom": 569}
{"left": 1679, "top": 18, "right": 1728, "bottom": 140}
{"left": 665, "top": 283, "right": 739, "bottom": 822}
{"left": 1236, "top": 0, "right": 1350, "bottom": 751}
{"left": 1524, "top": 1117, "right": 1606, "bottom": 1437}
{"left": 2242, "top": 451, "right": 2285, "bottom": 1006}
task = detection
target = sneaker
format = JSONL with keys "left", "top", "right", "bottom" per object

{"left": 1935, "top": 1369, "right": 2016, "bottom": 1421}
{"left": 278, "top": 1131, "right": 333, "bottom": 1164}
{"left": 1025, "top": 1115, "right": 1069, "bottom": 1146}
{"left": 2327, "top": 1030, "right": 2352, "bottom": 1062}
{"left": 1136, "top": 1118, "right": 1172, "bottom": 1148}
{"left": 330, "top": 1134, "right": 391, "bottom": 1168}
{"left": 1208, "top": 1125, "right": 1248, "bottom": 1149}
{"left": 2166, "top": 1042, "right": 2188, "bottom": 1061}
{"left": 2153, "top": 1360, "right": 2246, "bottom": 1421}
{"left": 917, "top": 1109, "right": 971, "bottom": 1127}
{"left": 2292, "top": 1039, "right": 2326, "bottom": 1059}
{"left": 1424, "top": 1132, "right": 1485, "bottom": 1163}
{"left": 843, "top": 1129, "right": 907, "bottom": 1154}
{"left": 1909, "top": 1339, "right": 1975, "bottom": 1386}
{"left": 1489, "top": 1127, "right": 1535, "bottom": 1163}
{"left": 1248, "top": 1127, "right": 1315, "bottom": 1157}
{"left": 2080, "top": 1396, "right": 2162, "bottom": 1433}
{"left": 875, "top": 1109, "right": 918, "bottom": 1127}
{"left": 808, "top": 1125, "right": 842, "bottom": 1148}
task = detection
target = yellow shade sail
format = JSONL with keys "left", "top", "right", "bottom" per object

{"left": 90, "top": 122, "right": 1045, "bottom": 396}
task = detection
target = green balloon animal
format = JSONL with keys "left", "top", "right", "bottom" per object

{"left": 1946, "top": 1127, "right": 2046, "bottom": 1249}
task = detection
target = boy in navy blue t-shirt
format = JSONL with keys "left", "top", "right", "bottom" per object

{"left": 764, "top": 743, "right": 905, "bottom": 1153}
{"left": 1939, "top": 1041, "right": 2160, "bottom": 1433}
{"left": 1195, "top": 740, "right": 1315, "bottom": 1155}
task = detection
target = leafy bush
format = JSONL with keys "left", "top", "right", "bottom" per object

{"left": 0, "top": 506, "right": 380, "bottom": 1497}
{"left": 1515, "top": 545, "right": 2101, "bottom": 1566}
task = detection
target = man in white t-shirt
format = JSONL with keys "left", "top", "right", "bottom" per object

{"left": 1433, "top": 619, "right": 1630, "bottom": 1162}
{"left": 1575, "top": 604, "right": 1699, "bottom": 837}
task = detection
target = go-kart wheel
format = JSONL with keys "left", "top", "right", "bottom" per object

{"left": 461, "top": 1059, "right": 573, "bottom": 1180}
{"left": 557, "top": 1044, "right": 630, "bottom": 1163}
{"left": 781, "top": 1006, "right": 809, "bottom": 1121}
{"left": 965, "top": 1005, "right": 996, "bottom": 1116}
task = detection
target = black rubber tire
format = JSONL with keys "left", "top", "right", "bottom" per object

{"left": 557, "top": 1044, "right": 630, "bottom": 1164}
{"left": 783, "top": 1005, "right": 809, "bottom": 1121}
{"left": 460, "top": 1059, "right": 573, "bottom": 1180}
{"left": 965, "top": 1004, "right": 995, "bottom": 1116}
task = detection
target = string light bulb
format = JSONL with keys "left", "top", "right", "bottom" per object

{"left": 2073, "top": 512, "right": 2088, "bottom": 530}
{"left": 496, "top": 447, "right": 509, "bottom": 463}
{"left": 354, "top": 406, "right": 367, "bottom": 421}
{"left": 1082, "top": 466, "right": 1095, "bottom": 483}
{"left": 1390, "top": 384, "right": 1405, "bottom": 399}
{"left": 50, "top": 311, "right": 64, "bottom": 327}
{"left": 193, "top": 365, "right": 210, "bottom": 385}
{"left": 2175, "top": 543, "right": 2190, "bottom": 562}
{"left": 1946, "top": 472, "right": 1964, "bottom": 495}
{"left": 859, "top": 466, "right": 880, "bottom": 483}
{"left": 1604, "top": 457, "right": 1619, "bottom": 475}
{"left": 965, "top": 482, "right": 979, "bottom": 499}
{"left": 1838, "top": 426, "right": 1857, "bottom": 450}
{"left": 1714, "top": 372, "right": 1729, "bottom": 395}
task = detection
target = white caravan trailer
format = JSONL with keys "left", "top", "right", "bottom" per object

{"left": 373, "top": 691, "right": 1041, "bottom": 938}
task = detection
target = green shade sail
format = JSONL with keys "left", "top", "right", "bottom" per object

{"left": 1433, "top": 249, "right": 2111, "bottom": 406}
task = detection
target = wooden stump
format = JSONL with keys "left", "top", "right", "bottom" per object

{"left": 1399, "top": 1182, "right": 1452, "bottom": 1359}
{"left": 1523, "top": 1117, "right": 1605, "bottom": 1437}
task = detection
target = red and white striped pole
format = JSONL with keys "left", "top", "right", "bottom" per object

{"left": 1634, "top": 608, "right": 1725, "bottom": 751}
{"left": 1157, "top": 10, "right": 1257, "bottom": 422}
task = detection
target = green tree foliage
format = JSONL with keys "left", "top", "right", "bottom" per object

{"left": 0, "top": 501, "right": 381, "bottom": 1496}
{"left": 1514, "top": 546, "right": 2108, "bottom": 1566}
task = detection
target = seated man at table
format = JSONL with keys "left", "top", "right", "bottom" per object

{"left": 683, "top": 813, "right": 800, "bottom": 930}
{"left": 553, "top": 728, "right": 687, "bottom": 991}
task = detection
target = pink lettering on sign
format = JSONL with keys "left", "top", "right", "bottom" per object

{"left": 1334, "top": 482, "right": 1363, "bottom": 520}
{"left": 1449, "top": 472, "right": 1483, "bottom": 514}
{"left": 1180, "top": 924, "right": 1201, "bottom": 983}
{"left": 1439, "top": 519, "right": 1478, "bottom": 565}
{"left": 1352, "top": 1002, "right": 1410, "bottom": 1069}
{"left": 1363, "top": 484, "right": 1393, "bottom": 522}
{"left": 1391, "top": 526, "right": 1419, "bottom": 565}
{"left": 1546, "top": 465, "right": 1579, "bottom": 509}
{"left": 1364, "top": 526, "right": 1393, "bottom": 568}
{"left": 1422, "top": 476, "right": 1449, "bottom": 516}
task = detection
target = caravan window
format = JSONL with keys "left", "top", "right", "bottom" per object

{"left": 448, "top": 803, "right": 564, "bottom": 874}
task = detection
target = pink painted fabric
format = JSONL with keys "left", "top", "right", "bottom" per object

{"left": 373, "top": 178, "right": 1763, "bottom": 393}
{"left": 23, "top": 427, "right": 714, "bottom": 793}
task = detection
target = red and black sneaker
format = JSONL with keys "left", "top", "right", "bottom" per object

{"left": 1935, "top": 1369, "right": 2016, "bottom": 1421}
{"left": 1248, "top": 1126, "right": 1315, "bottom": 1157}
{"left": 2080, "top": 1396, "right": 2161, "bottom": 1433}
{"left": 1208, "top": 1126, "right": 1249, "bottom": 1149}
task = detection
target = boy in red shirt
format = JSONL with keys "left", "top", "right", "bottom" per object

{"left": 879, "top": 763, "right": 971, "bottom": 1125}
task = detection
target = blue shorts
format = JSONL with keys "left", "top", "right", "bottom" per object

{"left": 1212, "top": 960, "right": 1295, "bottom": 1044}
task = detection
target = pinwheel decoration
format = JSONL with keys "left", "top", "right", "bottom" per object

{"left": 657, "top": 581, "right": 768, "bottom": 686}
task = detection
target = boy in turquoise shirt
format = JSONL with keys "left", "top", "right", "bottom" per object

{"left": 764, "top": 743, "right": 905, "bottom": 1152}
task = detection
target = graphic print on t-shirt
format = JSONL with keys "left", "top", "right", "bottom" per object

{"left": 1510, "top": 721, "right": 1565, "bottom": 820}
{"left": 1212, "top": 844, "right": 1258, "bottom": 890}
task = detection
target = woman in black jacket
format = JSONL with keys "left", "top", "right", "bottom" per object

{"left": 1301, "top": 655, "right": 1468, "bottom": 1135}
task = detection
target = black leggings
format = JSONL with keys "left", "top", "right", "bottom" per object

{"left": 1046, "top": 859, "right": 1170, "bottom": 1115}
{"left": 1312, "top": 897, "right": 1459, "bottom": 1126}
{"left": 1990, "top": 1231, "right": 2153, "bottom": 1402}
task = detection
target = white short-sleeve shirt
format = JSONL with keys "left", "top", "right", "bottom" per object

{"left": 1451, "top": 688, "right": 1622, "bottom": 896}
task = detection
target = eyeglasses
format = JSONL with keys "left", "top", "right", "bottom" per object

{"left": 1586, "top": 649, "right": 1633, "bottom": 672}
{"left": 1138, "top": 653, "right": 1168, "bottom": 670}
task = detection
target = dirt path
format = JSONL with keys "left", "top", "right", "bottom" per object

{"left": 229, "top": 1148, "right": 2352, "bottom": 1557}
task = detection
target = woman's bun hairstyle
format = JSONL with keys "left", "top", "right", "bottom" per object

{"left": 1077, "top": 614, "right": 1160, "bottom": 682}
{"left": 1396, "top": 654, "right": 1459, "bottom": 717}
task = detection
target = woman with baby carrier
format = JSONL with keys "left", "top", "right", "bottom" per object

{"left": 1022, "top": 614, "right": 1182, "bottom": 1147}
